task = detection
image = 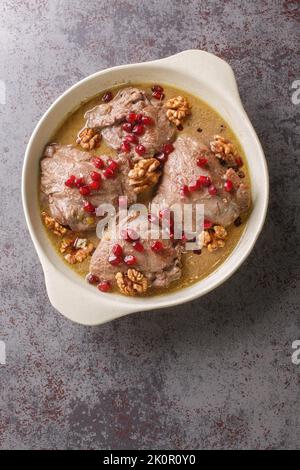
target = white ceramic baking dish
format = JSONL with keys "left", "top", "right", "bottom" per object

{"left": 22, "top": 50, "right": 269, "bottom": 325}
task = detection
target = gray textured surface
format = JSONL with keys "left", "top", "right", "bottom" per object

{"left": 0, "top": 0, "right": 299, "bottom": 450}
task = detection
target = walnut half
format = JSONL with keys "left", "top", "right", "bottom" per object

{"left": 128, "top": 158, "right": 161, "bottom": 194}
{"left": 200, "top": 225, "right": 227, "bottom": 252}
{"left": 64, "top": 241, "right": 94, "bottom": 264}
{"left": 210, "top": 135, "right": 238, "bottom": 167}
{"left": 76, "top": 127, "right": 101, "bottom": 150}
{"left": 115, "top": 269, "right": 148, "bottom": 296}
{"left": 59, "top": 238, "right": 75, "bottom": 253}
{"left": 165, "top": 95, "right": 191, "bottom": 127}
{"left": 41, "top": 211, "right": 68, "bottom": 237}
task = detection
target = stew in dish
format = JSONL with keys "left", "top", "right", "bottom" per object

{"left": 40, "top": 83, "right": 251, "bottom": 296}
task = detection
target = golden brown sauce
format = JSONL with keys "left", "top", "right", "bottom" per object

{"left": 41, "top": 83, "right": 251, "bottom": 296}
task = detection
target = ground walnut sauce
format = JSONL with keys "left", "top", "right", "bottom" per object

{"left": 39, "top": 83, "right": 252, "bottom": 297}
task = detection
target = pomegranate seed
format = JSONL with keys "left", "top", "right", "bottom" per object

{"left": 90, "top": 171, "right": 101, "bottom": 181}
{"left": 132, "top": 124, "right": 145, "bottom": 136}
{"left": 197, "top": 178, "right": 204, "bottom": 189}
{"left": 167, "top": 228, "right": 175, "bottom": 238}
{"left": 132, "top": 241, "right": 144, "bottom": 252}
{"left": 159, "top": 208, "right": 172, "bottom": 220}
{"left": 148, "top": 214, "right": 159, "bottom": 225}
{"left": 135, "top": 144, "right": 146, "bottom": 156}
{"left": 97, "top": 280, "right": 111, "bottom": 292}
{"left": 108, "top": 254, "right": 122, "bottom": 266}
{"left": 197, "top": 157, "right": 208, "bottom": 168}
{"left": 159, "top": 208, "right": 169, "bottom": 219}
{"left": 75, "top": 177, "right": 85, "bottom": 188}
{"left": 208, "top": 185, "right": 218, "bottom": 196}
{"left": 91, "top": 157, "right": 105, "bottom": 169}
{"left": 108, "top": 160, "right": 119, "bottom": 171}
{"left": 126, "top": 112, "right": 138, "bottom": 123}
{"left": 141, "top": 115, "right": 154, "bottom": 126}
{"left": 204, "top": 219, "right": 213, "bottom": 229}
{"left": 120, "top": 140, "right": 131, "bottom": 153}
{"left": 103, "top": 168, "right": 115, "bottom": 179}
{"left": 121, "top": 228, "right": 139, "bottom": 241}
{"left": 188, "top": 181, "right": 199, "bottom": 192}
{"left": 136, "top": 113, "right": 144, "bottom": 123}
{"left": 102, "top": 91, "right": 113, "bottom": 103}
{"left": 86, "top": 273, "right": 99, "bottom": 284}
{"left": 180, "top": 184, "right": 189, "bottom": 198}
{"left": 89, "top": 180, "right": 101, "bottom": 191}
{"left": 234, "top": 216, "right": 242, "bottom": 227}
{"left": 151, "top": 84, "right": 164, "bottom": 93}
{"left": 120, "top": 229, "right": 130, "bottom": 241}
{"left": 235, "top": 156, "right": 243, "bottom": 167}
{"left": 124, "top": 255, "right": 137, "bottom": 266}
{"left": 224, "top": 180, "right": 233, "bottom": 192}
{"left": 177, "top": 124, "right": 183, "bottom": 131}
{"left": 65, "top": 176, "right": 76, "bottom": 187}
{"left": 181, "top": 233, "right": 188, "bottom": 242}
{"left": 151, "top": 240, "right": 163, "bottom": 252}
{"left": 112, "top": 243, "right": 123, "bottom": 257}
{"left": 79, "top": 185, "right": 91, "bottom": 196}
{"left": 205, "top": 176, "right": 213, "bottom": 186}
{"left": 154, "top": 151, "right": 167, "bottom": 163}
{"left": 198, "top": 175, "right": 211, "bottom": 187}
{"left": 122, "top": 122, "right": 133, "bottom": 133}
{"left": 124, "top": 134, "right": 138, "bottom": 144}
{"left": 162, "top": 143, "right": 174, "bottom": 155}
{"left": 152, "top": 90, "right": 165, "bottom": 100}
{"left": 127, "top": 229, "right": 139, "bottom": 241}
{"left": 83, "top": 201, "right": 95, "bottom": 213}
{"left": 159, "top": 208, "right": 174, "bottom": 228}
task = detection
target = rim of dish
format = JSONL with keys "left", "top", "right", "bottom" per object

{"left": 22, "top": 53, "right": 269, "bottom": 310}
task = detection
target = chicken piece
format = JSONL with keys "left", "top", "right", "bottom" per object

{"left": 40, "top": 144, "right": 136, "bottom": 231}
{"left": 84, "top": 87, "right": 149, "bottom": 129}
{"left": 152, "top": 136, "right": 251, "bottom": 227}
{"left": 101, "top": 103, "right": 176, "bottom": 157}
{"left": 89, "top": 213, "right": 182, "bottom": 290}
{"left": 83, "top": 87, "right": 176, "bottom": 158}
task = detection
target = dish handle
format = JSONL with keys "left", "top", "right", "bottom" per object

{"left": 161, "top": 49, "right": 243, "bottom": 107}
{"left": 43, "top": 263, "right": 134, "bottom": 326}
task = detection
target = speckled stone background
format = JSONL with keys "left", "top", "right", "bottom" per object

{"left": 0, "top": 0, "right": 299, "bottom": 450}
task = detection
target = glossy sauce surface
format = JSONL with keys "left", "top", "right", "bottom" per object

{"left": 41, "top": 83, "right": 251, "bottom": 295}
